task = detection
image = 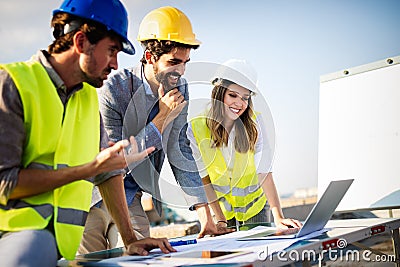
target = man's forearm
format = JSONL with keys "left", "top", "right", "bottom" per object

{"left": 151, "top": 112, "right": 168, "bottom": 133}
{"left": 99, "top": 174, "right": 137, "bottom": 246}
{"left": 10, "top": 163, "right": 95, "bottom": 200}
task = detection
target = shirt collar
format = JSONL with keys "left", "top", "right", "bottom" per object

{"left": 32, "top": 50, "right": 83, "bottom": 93}
{"left": 140, "top": 65, "right": 155, "bottom": 96}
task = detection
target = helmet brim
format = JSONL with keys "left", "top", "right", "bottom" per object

{"left": 122, "top": 39, "right": 135, "bottom": 55}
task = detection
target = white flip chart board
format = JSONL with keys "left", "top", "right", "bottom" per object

{"left": 318, "top": 56, "right": 400, "bottom": 211}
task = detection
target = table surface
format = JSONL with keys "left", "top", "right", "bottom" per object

{"left": 59, "top": 217, "right": 400, "bottom": 267}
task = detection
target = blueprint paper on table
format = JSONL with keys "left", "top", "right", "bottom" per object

{"left": 76, "top": 227, "right": 328, "bottom": 266}
{"left": 92, "top": 226, "right": 298, "bottom": 267}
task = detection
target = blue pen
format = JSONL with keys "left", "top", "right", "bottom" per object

{"left": 169, "top": 239, "right": 197, "bottom": 246}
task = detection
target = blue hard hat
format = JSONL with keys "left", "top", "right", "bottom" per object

{"left": 53, "top": 0, "right": 135, "bottom": 55}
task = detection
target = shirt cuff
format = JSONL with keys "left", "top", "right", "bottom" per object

{"left": 93, "top": 169, "right": 125, "bottom": 186}
{"left": 188, "top": 202, "right": 208, "bottom": 211}
{"left": 149, "top": 122, "right": 162, "bottom": 140}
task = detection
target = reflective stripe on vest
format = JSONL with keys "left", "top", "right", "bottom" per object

{"left": 0, "top": 61, "right": 99, "bottom": 260}
{"left": 214, "top": 184, "right": 261, "bottom": 197}
{"left": 232, "top": 184, "right": 260, "bottom": 196}
{"left": 57, "top": 207, "right": 88, "bottom": 226}
{"left": 0, "top": 201, "right": 87, "bottom": 227}
{"left": 212, "top": 185, "right": 231, "bottom": 195}
{"left": 191, "top": 115, "right": 267, "bottom": 222}
{"left": 0, "top": 200, "right": 53, "bottom": 219}
{"left": 220, "top": 194, "right": 264, "bottom": 214}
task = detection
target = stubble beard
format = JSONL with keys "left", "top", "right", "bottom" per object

{"left": 81, "top": 45, "right": 107, "bottom": 88}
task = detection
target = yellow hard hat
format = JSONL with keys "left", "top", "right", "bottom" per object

{"left": 137, "top": 6, "right": 201, "bottom": 45}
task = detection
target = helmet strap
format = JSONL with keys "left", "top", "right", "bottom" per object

{"left": 63, "top": 20, "right": 82, "bottom": 35}
{"left": 53, "top": 20, "right": 82, "bottom": 38}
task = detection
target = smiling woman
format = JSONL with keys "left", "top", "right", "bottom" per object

{"left": 187, "top": 59, "right": 302, "bottom": 231}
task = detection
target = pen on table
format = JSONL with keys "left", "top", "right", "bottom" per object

{"left": 169, "top": 239, "right": 197, "bottom": 247}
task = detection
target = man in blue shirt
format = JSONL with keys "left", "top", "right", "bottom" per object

{"left": 79, "top": 6, "right": 232, "bottom": 253}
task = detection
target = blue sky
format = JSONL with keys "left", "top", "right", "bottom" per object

{"left": 1, "top": 0, "right": 400, "bottom": 197}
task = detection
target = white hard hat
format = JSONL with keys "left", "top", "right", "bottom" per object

{"left": 212, "top": 59, "right": 258, "bottom": 93}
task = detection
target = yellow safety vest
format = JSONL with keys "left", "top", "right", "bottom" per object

{"left": 0, "top": 60, "right": 99, "bottom": 260}
{"left": 190, "top": 116, "right": 267, "bottom": 222}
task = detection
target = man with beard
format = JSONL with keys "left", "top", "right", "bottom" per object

{"left": 79, "top": 6, "right": 232, "bottom": 254}
{"left": 0, "top": 1, "right": 176, "bottom": 266}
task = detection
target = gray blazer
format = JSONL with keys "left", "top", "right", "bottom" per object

{"left": 97, "top": 65, "right": 207, "bottom": 213}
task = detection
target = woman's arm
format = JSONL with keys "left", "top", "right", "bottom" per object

{"left": 202, "top": 175, "right": 225, "bottom": 221}
{"left": 202, "top": 175, "right": 232, "bottom": 231}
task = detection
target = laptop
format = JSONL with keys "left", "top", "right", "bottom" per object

{"left": 238, "top": 179, "right": 354, "bottom": 240}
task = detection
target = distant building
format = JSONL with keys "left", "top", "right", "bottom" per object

{"left": 293, "top": 187, "right": 318, "bottom": 199}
